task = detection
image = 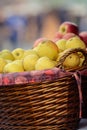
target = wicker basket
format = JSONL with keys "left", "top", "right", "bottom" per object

{"left": 81, "top": 71, "right": 87, "bottom": 118}
{"left": 0, "top": 48, "right": 87, "bottom": 130}
{"left": 56, "top": 48, "right": 87, "bottom": 119}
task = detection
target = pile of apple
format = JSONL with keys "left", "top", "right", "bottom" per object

{"left": 0, "top": 21, "right": 87, "bottom": 73}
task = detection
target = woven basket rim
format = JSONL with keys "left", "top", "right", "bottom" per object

{"left": 0, "top": 66, "right": 87, "bottom": 86}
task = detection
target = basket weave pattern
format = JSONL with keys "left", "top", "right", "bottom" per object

{"left": 0, "top": 77, "right": 79, "bottom": 130}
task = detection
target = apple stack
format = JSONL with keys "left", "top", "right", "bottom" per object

{"left": 53, "top": 21, "right": 87, "bottom": 46}
{"left": 32, "top": 21, "right": 87, "bottom": 70}
{"left": 0, "top": 21, "right": 87, "bottom": 74}
{"left": 0, "top": 21, "right": 87, "bottom": 130}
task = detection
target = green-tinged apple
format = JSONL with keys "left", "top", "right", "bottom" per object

{"left": 1, "top": 49, "right": 11, "bottom": 53}
{"left": 3, "top": 60, "right": 24, "bottom": 73}
{"left": 55, "top": 39, "right": 67, "bottom": 52}
{"left": 23, "top": 49, "right": 39, "bottom": 58}
{"left": 12, "top": 48, "right": 25, "bottom": 60}
{"left": 23, "top": 54, "right": 39, "bottom": 71}
{"left": 5, "top": 60, "right": 12, "bottom": 63}
{"left": 35, "top": 56, "right": 56, "bottom": 70}
{"left": 58, "top": 21, "right": 79, "bottom": 35}
{"left": 65, "top": 36, "right": 86, "bottom": 49}
{"left": 0, "top": 58, "right": 7, "bottom": 73}
{"left": 63, "top": 53, "right": 80, "bottom": 68}
{"left": 34, "top": 39, "right": 59, "bottom": 60}
{"left": 0, "top": 49, "right": 15, "bottom": 61}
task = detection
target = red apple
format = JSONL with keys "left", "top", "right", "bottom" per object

{"left": 53, "top": 32, "right": 63, "bottom": 42}
{"left": 79, "top": 31, "right": 87, "bottom": 47}
{"left": 54, "top": 31, "right": 63, "bottom": 39}
{"left": 63, "top": 32, "right": 77, "bottom": 40}
{"left": 58, "top": 21, "right": 79, "bottom": 35}
{"left": 33, "top": 37, "right": 47, "bottom": 48}
{"left": 53, "top": 37, "right": 62, "bottom": 43}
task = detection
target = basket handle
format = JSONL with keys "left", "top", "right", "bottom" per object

{"left": 56, "top": 48, "right": 87, "bottom": 69}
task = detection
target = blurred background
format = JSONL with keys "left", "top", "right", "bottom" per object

{"left": 0, "top": 0, "right": 87, "bottom": 50}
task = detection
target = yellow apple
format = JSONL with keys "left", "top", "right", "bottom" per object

{"left": 63, "top": 53, "right": 80, "bottom": 68}
{"left": 77, "top": 52, "right": 85, "bottom": 67}
{"left": 35, "top": 56, "right": 56, "bottom": 70}
{"left": 65, "top": 36, "right": 86, "bottom": 49}
{"left": 0, "top": 58, "right": 7, "bottom": 73}
{"left": 55, "top": 39, "right": 67, "bottom": 52}
{"left": 5, "top": 60, "right": 12, "bottom": 63}
{"left": 23, "top": 54, "right": 39, "bottom": 71}
{"left": 12, "top": 48, "right": 25, "bottom": 60}
{"left": 1, "top": 49, "right": 10, "bottom": 53}
{"left": 0, "top": 49, "right": 15, "bottom": 61}
{"left": 23, "top": 49, "right": 39, "bottom": 58}
{"left": 34, "top": 40, "right": 59, "bottom": 60}
{"left": 3, "top": 60, "right": 24, "bottom": 73}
